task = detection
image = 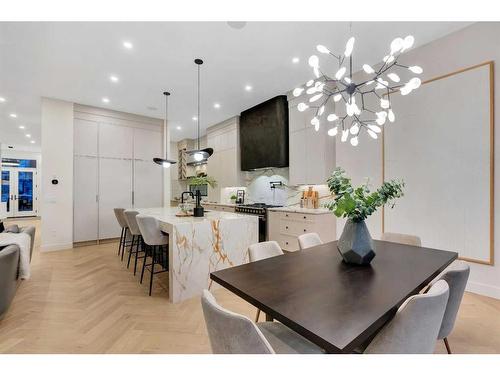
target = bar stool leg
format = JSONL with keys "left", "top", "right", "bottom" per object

{"left": 134, "top": 236, "right": 142, "bottom": 276}
{"left": 127, "top": 235, "right": 135, "bottom": 269}
{"left": 140, "top": 245, "right": 148, "bottom": 284}
{"left": 149, "top": 245, "right": 156, "bottom": 296}
{"left": 118, "top": 227, "right": 124, "bottom": 255}
{"left": 121, "top": 228, "right": 128, "bottom": 261}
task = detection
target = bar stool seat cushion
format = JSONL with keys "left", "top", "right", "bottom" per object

{"left": 136, "top": 214, "right": 168, "bottom": 246}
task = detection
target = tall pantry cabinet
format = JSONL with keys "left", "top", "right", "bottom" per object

{"left": 73, "top": 105, "right": 163, "bottom": 243}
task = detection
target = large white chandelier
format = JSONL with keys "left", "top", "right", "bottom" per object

{"left": 294, "top": 35, "right": 423, "bottom": 146}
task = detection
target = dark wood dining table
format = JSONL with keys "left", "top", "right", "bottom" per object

{"left": 210, "top": 240, "right": 457, "bottom": 353}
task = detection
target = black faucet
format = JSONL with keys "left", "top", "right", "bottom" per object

{"left": 181, "top": 191, "right": 194, "bottom": 203}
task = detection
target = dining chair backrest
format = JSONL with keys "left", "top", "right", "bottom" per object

{"left": 298, "top": 232, "right": 323, "bottom": 250}
{"left": 123, "top": 210, "right": 141, "bottom": 236}
{"left": 136, "top": 214, "right": 168, "bottom": 246}
{"left": 381, "top": 232, "right": 422, "bottom": 247}
{"left": 429, "top": 261, "right": 470, "bottom": 340}
{"left": 113, "top": 208, "right": 128, "bottom": 228}
{"left": 201, "top": 290, "right": 275, "bottom": 354}
{"left": 248, "top": 241, "right": 284, "bottom": 262}
{"left": 364, "top": 280, "right": 449, "bottom": 354}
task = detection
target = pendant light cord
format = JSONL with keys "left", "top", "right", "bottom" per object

{"left": 197, "top": 63, "right": 200, "bottom": 151}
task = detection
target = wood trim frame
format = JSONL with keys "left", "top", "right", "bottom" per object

{"left": 382, "top": 61, "right": 495, "bottom": 266}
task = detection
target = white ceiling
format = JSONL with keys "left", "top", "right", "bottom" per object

{"left": 0, "top": 21, "right": 472, "bottom": 149}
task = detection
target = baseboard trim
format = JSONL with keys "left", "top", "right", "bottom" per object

{"left": 40, "top": 243, "right": 74, "bottom": 252}
{"left": 466, "top": 281, "right": 500, "bottom": 300}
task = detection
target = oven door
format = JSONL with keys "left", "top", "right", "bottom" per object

{"left": 258, "top": 215, "right": 267, "bottom": 242}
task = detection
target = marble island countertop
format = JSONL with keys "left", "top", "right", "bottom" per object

{"left": 136, "top": 206, "right": 248, "bottom": 225}
{"left": 135, "top": 206, "right": 258, "bottom": 303}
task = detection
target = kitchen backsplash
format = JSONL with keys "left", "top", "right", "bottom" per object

{"left": 219, "top": 167, "right": 333, "bottom": 207}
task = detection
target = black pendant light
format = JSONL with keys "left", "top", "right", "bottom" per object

{"left": 186, "top": 58, "right": 213, "bottom": 163}
{"left": 153, "top": 91, "right": 177, "bottom": 168}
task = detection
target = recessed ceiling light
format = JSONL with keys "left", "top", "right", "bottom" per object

{"left": 9, "top": 113, "right": 17, "bottom": 118}
{"left": 214, "top": 103, "right": 221, "bottom": 109}
{"left": 0, "top": 97, "right": 5, "bottom": 103}
{"left": 245, "top": 85, "right": 253, "bottom": 91}
{"left": 192, "top": 116, "right": 198, "bottom": 121}
{"left": 18, "top": 125, "right": 25, "bottom": 129}
{"left": 110, "top": 75, "right": 119, "bottom": 83}
{"left": 102, "top": 97, "right": 110, "bottom": 104}
{"left": 25, "top": 134, "right": 31, "bottom": 138}
{"left": 176, "top": 126, "right": 182, "bottom": 130}
{"left": 30, "top": 140, "right": 35, "bottom": 144}
{"left": 292, "top": 57, "right": 300, "bottom": 64}
{"left": 123, "top": 41, "right": 133, "bottom": 49}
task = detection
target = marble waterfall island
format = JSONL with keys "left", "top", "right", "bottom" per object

{"left": 137, "top": 207, "right": 258, "bottom": 303}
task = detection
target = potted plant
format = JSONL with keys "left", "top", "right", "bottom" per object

{"left": 230, "top": 193, "right": 237, "bottom": 204}
{"left": 325, "top": 167, "right": 404, "bottom": 265}
{"left": 187, "top": 175, "right": 217, "bottom": 188}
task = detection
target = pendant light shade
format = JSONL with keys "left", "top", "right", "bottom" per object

{"left": 186, "top": 58, "right": 213, "bottom": 164}
{"left": 153, "top": 91, "right": 177, "bottom": 168}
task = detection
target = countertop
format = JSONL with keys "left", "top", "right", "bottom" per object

{"left": 136, "top": 206, "right": 255, "bottom": 225}
{"left": 267, "top": 206, "right": 333, "bottom": 215}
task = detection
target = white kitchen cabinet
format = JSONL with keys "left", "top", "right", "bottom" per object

{"left": 99, "top": 122, "right": 134, "bottom": 159}
{"left": 73, "top": 156, "right": 98, "bottom": 242}
{"left": 74, "top": 119, "right": 98, "bottom": 156}
{"left": 73, "top": 107, "right": 163, "bottom": 243}
{"left": 268, "top": 209, "right": 336, "bottom": 252}
{"left": 288, "top": 98, "right": 336, "bottom": 186}
{"left": 98, "top": 158, "right": 133, "bottom": 240}
{"left": 134, "top": 160, "right": 163, "bottom": 208}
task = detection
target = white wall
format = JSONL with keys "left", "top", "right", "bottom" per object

{"left": 336, "top": 22, "right": 500, "bottom": 299}
{"left": 41, "top": 98, "right": 74, "bottom": 251}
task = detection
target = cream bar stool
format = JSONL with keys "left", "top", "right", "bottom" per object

{"left": 136, "top": 214, "right": 169, "bottom": 296}
{"left": 427, "top": 261, "right": 470, "bottom": 353}
{"left": 113, "top": 208, "right": 130, "bottom": 259}
{"left": 298, "top": 232, "right": 323, "bottom": 250}
{"left": 201, "top": 290, "right": 323, "bottom": 354}
{"left": 381, "top": 232, "right": 422, "bottom": 247}
{"left": 123, "top": 210, "right": 144, "bottom": 275}
{"left": 364, "top": 280, "right": 449, "bottom": 354}
{"left": 248, "top": 241, "right": 284, "bottom": 322}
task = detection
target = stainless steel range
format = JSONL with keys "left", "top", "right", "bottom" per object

{"left": 235, "top": 203, "right": 282, "bottom": 242}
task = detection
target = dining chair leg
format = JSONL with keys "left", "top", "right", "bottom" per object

{"left": 149, "top": 246, "right": 156, "bottom": 296}
{"left": 140, "top": 245, "right": 148, "bottom": 284}
{"left": 265, "top": 313, "right": 273, "bottom": 322}
{"left": 118, "top": 227, "right": 124, "bottom": 255}
{"left": 444, "top": 338, "right": 452, "bottom": 354}
{"left": 255, "top": 309, "right": 261, "bottom": 322}
{"left": 208, "top": 280, "right": 213, "bottom": 290}
{"left": 127, "top": 235, "right": 136, "bottom": 269}
{"left": 133, "top": 236, "right": 141, "bottom": 276}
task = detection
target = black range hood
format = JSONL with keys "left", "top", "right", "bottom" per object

{"left": 239, "top": 95, "right": 289, "bottom": 171}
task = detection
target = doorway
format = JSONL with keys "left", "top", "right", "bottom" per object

{"left": 1, "top": 163, "right": 38, "bottom": 217}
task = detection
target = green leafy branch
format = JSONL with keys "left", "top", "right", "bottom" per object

{"left": 188, "top": 175, "right": 218, "bottom": 188}
{"left": 324, "top": 167, "right": 404, "bottom": 222}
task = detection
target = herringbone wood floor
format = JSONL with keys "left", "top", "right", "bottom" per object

{"left": 1, "top": 218, "right": 500, "bottom": 353}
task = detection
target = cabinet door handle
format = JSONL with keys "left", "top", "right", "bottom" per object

{"left": 285, "top": 214, "right": 289, "bottom": 217}
{"left": 286, "top": 226, "right": 289, "bottom": 229}
{"left": 285, "top": 241, "right": 289, "bottom": 245}
{"left": 303, "top": 229, "right": 307, "bottom": 232}
{"left": 303, "top": 216, "right": 307, "bottom": 219}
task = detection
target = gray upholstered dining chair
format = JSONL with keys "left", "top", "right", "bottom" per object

{"left": 428, "top": 260, "right": 470, "bottom": 354}
{"left": 123, "top": 210, "right": 143, "bottom": 274}
{"left": 381, "top": 232, "right": 422, "bottom": 247}
{"left": 136, "top": 214, "right": 169, "bottom": 296}
{"left": 113, "top": 208, "right": 129, "bottom": 258}
{"left": 248, "top": 241, "right": 284, "bottom": 322}
{"left": 364, "top": 280, "right": 449, "bottom": 354}
{"left": 201, "top": 290, "right": 323, "bottom": 354}
{"left": 298, "top": 232, "right": 323, "bottom": 250}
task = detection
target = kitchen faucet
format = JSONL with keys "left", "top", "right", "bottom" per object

{"left": 181, "top": 191, "right": 194, "bottom": 203}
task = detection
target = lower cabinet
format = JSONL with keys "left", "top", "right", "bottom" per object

{"left": 268, "top": 210, "right": 336, "bottom": 252}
